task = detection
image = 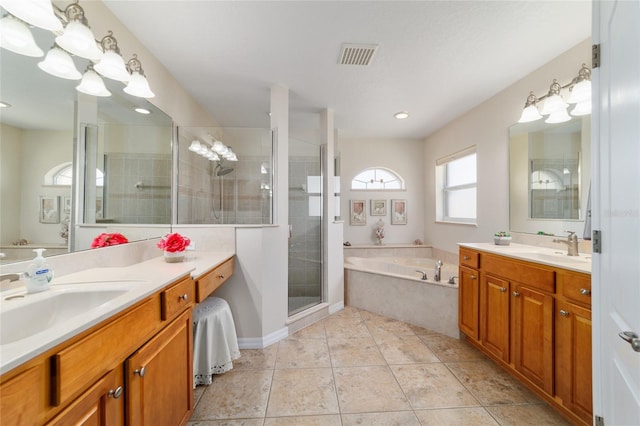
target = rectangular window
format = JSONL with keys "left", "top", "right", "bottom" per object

{"left": 435, "top": 146, "right": 477, "bottom": 224}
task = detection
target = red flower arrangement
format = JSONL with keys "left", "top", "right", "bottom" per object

{"left": 91, "top": 233, "right": 129, "bottom": 248}
{"left": 157, "top": 233, "right": 191, "bottom": 253}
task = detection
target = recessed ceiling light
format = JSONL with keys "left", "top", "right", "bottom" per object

{"left": 394, "top": 111, "right": 409, "bottom": 120}
{"left": 0, "top": 102, "right": 11, "bottom": 108}
{"left": 133, "top": 107, "right": 151, "bottom": 114}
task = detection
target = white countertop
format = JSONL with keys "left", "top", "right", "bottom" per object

{"left": 0, "top": 251, "right": 234, "bottom": 375}
{"left": 458, "top": 243, "right": 591, "bottom": 274}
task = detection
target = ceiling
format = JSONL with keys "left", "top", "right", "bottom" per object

{"left": 1, "top": 1, "right": 592, "bottom": 139}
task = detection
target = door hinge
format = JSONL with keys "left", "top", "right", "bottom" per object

{"left": 593, "top": 44, "right": 601, "bottom": 68}
{"left": 595, "top": 415, "right": 605, "bottom": 426}
{"left": 593, "top": 230, "right": 602, "bottom": 253}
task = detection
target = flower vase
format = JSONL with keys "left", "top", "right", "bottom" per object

{"left": 164, "top": 250, "right": 185, "bottom": 263}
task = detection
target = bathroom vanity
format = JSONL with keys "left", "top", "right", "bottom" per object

{"left": 458, "top": 243, "right": 592, "bottom": 426}
{"left": 0, "top": 253, "right": 234, "bottom": 426}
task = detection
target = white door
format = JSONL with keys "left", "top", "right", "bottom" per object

{"left": 592, "top": 0, "right": 640, "bottom": 425}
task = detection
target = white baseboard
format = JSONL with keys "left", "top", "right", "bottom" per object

{"left": 237, "top": 326, "right": 289, "bottom": 349}
{"left": 329, "top": 300, "right": 344, "bottom": 314}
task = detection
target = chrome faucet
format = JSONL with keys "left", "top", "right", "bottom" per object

{"left": 0, "top": 272, "right": 26, "bottom": 282}
{"left": 434, "top": 260, "right": 443, "bottom": 282}
{"left": 416, "top": 270, "right": 428, "bottom": 280}
{"left": 553, "top": 231, "right": 579, "bottom": 256}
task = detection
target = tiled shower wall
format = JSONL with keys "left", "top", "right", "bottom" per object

{"left": 103, "top": 153, "right": 171, "bottom": 224}
{"left": 288, "top": 155, "right": 322, "bottom": 299}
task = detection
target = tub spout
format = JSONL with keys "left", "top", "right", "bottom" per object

{"left": 434, "top": 260, "right": 443, "bottom": 282}
{"left": 416, "top": 270, "right": 428, "bottom": 280}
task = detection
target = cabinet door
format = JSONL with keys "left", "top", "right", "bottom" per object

{"left": 481, "top": 274, "right": 510, "bottom": 362}
{"left": 556, "top": 300, "right": 592, "bottom": 424}
{"left": 458, "top": 266, "right": 480, "bottom": 340}
{"left": 46, "top": 367, "right": 123, "bottom": 426}
{"left": 513, "top": 284, "right": 554, "bottom": 394}
{"left": 126, "top": 309, "right": 193, "bottom": 426}
{"left": 0, "top": 364, "right": 45, "bottom": 426}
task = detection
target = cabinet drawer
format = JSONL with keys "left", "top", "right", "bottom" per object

{"left": 459, "top": 248, "right": 480, "bottom": 269}
{"left": 483, "top": 254, "right": 555, "bottom": 293}
{"left": 162, "top": 276, "right": 195, "bottom": 320}
{"left": 558, "top": 272, "right": 591, "bottom": 307}
{"left": 196, "top": 257, "right": 234, "bottom": 302}
{"left": 52, "top": 297, "right": 161, "bottom": 406}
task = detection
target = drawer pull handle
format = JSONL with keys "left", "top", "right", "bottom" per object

{"left": 499, "top": 287, "right": 506, "bottom": 293}
{"left": 179, "top": 293, "right": 188, "bottom": 301}
{"left": 512, "top": 291, "right": 520, "bottom": 297}
{"left": 108, "top": 386, "right": 123, "bottom": 399}
{"left": 579, "top": 288, "right": 591, "bottom": 296}
{"left": 218, "top": 274, "right": 225, "bottom": 279}
{"left": 470, "top": 275, "right": 477, "bottom": 280}
{"left": 463, "top": 256, "right": 470, "bottom": 260}
{"left": 133, "top": 367, "right": 146, "bottom": 378}
{"left": 560, "top": 310, "right": 570, "bottom": 317}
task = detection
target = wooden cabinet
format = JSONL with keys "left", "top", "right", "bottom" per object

{"left": 0, "top": 363, "right": 46, "bottom": 426}
{"left": 126, "top": 309, "right": 193, "bottom": 426}
{"left": 458, "top": 266, "right": 480, "bottom": 340}
{"left": 458, "top": 247, "right": 592, "bottom": 425}
{"left": 46, "top": 367, "right": 123, "bottom": 426}
{"left": 195, "top": 257, "right": 234, "bottom": 302}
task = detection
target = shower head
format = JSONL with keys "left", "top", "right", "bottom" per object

{"left": 215, "top": 164, "right": 234, "bottom": 176}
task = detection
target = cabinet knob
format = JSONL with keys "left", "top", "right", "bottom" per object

{"left": 463, "top": 256, "right": 470, "bottom": 260}
{"left": 108, "top": 386, "right": 123, "bottom": 399}
{"left": 470, "top": 275, "right": 477, "bottom": 280}
{"left": 179, "top": 293, "right": 188, "bottom": 301}
{"left": 560, "top": 309, "right": 570, "bottom": 317}
{"left": 579, "top": 288, "right": 591, "bottom": 296}
{"left": 499, "top": 287, "right": 507, "bottom": 293}
{"left": 218, "top": 274, "right": 225, "bottom": 279}
{"left": 512, "top": 291, "right": 520, "bottom": 297}
{"left": 133, "top": 367, "right": 146, "bottom": 377}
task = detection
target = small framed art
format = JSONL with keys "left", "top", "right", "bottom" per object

{"left": 40, "top": 195, "right": 60, "bottom": 223}
{"left": 391, "top": 199, "right": 407, "bottom": 225}
{"left": 370, "top": 199, "right": 387, "bottom": 216}
{"left": 350, "top": 199, "right": 366, "bottom": 226}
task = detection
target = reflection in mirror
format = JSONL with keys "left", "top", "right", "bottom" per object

{"left": 509, "top": 116, "right": 590, "bottom": 236}
{"left": 177, "top": 127, "right": 273, "bottom": 224}
{"left": 0, "top": 27, "right": 172, "bottom": 264}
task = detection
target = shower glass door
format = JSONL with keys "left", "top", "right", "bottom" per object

{"left": 288, "top": 137, "right": 323, "bottom": 315}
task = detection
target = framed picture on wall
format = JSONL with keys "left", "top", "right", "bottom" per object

{"left": 370, "top": 199, "right": 387, "bottom": 216}
{"left": 40, "top": 195, "right": 60, "bottom": 224}
{"left": 63, "top": 196, "right": 71, "bottom": 214}
{"left": 391, "top": 199, "right": 407, "bottom": 225}
{"left": 350, "top": 199, "right": 366, "bottom": 226}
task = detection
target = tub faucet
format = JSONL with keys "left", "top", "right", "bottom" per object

{"left": 553, "top": 231, "right": 579, "bottom": 256}
{"left": 416, "top": 270, "right": 428, "bottom": 280}
{"left": 448, "top": 276, "right": 458, "bottom": 285}
{"left": 434, "top": 260, "right": 443, "bottom": 282}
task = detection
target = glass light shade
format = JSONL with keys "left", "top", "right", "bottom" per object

{"left": 56, "top": 21, "right": 103, "bottom": 61}
{"left": 212, "top": 141, "right": 227, "bottom": 154}
{"left": 540, "top": 94, "right": 568, "bottom": 115}
{"left": 188, "top": 141, "right": 202, "bottom": 152}
{"left": 94, "top": 51, "right": 131, "bottom": 82}
{"left": 76, "top": 69, "right": 111, "bottom": 97}
{"left": 123, "top": 72, "right": 155, "bottom": 98}
{"left": 570, "top": 100, "right": 592, "bottom": 116}
{"left": 38, "top": 46, "right": 82, "bottom": 80}
{"left": 568, "top": 80, "right": 592, "bottom": 104}
{"left": 545, "top": 108, "right": 571, "bottom": 124}
{"left": 0, "top": 15, "right": 44, "bottom": 57}
{"left": 0, "top": 0, "right": 63, "bottom": 31}
{"left": 517, "top": 105, "right": 542, "bottom": 123}
{"left": 205, "top": 151, "right": 220, "bottom": 161}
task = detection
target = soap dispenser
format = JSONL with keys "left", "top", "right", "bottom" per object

{"left": 26, "top": 248, "right": 53, "bottom": 293}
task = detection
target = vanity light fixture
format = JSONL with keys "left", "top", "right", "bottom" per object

{"left": 94, "top": 31, "right": 131, "bottom": 82}
{"left": 123, "top": 54, "right": 155, "bottom": 98}
{"left": 0, "top": 0, "right": 62, "bottom": 31}
{"left": 55, "top": 2, "right": 103, "bottom": 61}
{"left": 76, "top": 65, "right": 111, "bottom": 97}
{"left": 38, "top": 45, "right": 82, "bottom": 80}
{"left": 394, "top": 111, "right": 409, "bottom": 119}
{"left": 0, "top": 14, "right": 44, "bottom": 57}
{"left": 518, "top": 64, "right": 592, "bottom": 123}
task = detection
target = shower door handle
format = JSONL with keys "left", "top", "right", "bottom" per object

{"left": 288, "top": 224, "right": 293, "bottom": 241}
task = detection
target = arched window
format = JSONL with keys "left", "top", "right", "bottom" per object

{"left": 351, "top": 167, "right": 404, "bottom": 190}
{"left": 44, "top": 162, "right": 103, "bottom": 187}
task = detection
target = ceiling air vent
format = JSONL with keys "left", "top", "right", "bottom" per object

{"left": 338, "top": 43, "right": 378, "bottom": 66}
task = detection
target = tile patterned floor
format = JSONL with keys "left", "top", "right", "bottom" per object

{"left": 188, "top": 306, "right": 571, "bottom": 426}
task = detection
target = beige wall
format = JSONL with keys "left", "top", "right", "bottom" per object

{"left": 1, "top": 123, "right": 22, "bottom": 243}
{"left": 423, "top": 39, "right": 592, "bottom": 254}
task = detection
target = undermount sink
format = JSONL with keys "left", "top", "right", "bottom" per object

{"left": 0, "top": 281, "right": 147, "bottom": 345}
{"left": 521, "top": 252, "right": 591, "bottom": 264}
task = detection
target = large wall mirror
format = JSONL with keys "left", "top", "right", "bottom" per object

{"left": 0, "top": 27, "right": 172, "bottom": 264}
{"left": 509, "top": 116, "right": 591, "bottom": 236}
